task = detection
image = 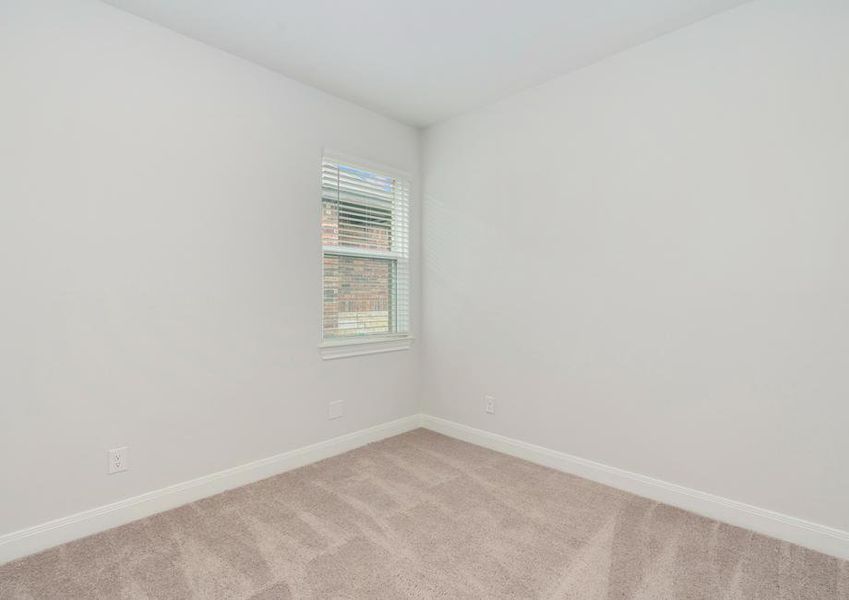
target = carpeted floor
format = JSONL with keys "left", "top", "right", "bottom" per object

{"left": 1, "top": 429, "right": 847, "bottom": 599}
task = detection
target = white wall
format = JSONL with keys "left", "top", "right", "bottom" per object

{"left": 3, "top": 0, "right": 848, "bottom": 554}
{"left": 0, "top": 0, "right": 419, "bottom": 537}
{"left": 422, "top": 0, "right": 849, "bottom": 533}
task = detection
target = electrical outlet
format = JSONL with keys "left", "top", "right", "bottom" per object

{"left": 108, "top": 447, "right": 128, "bottom": 474}
{"left": 328, "top": 400, "right": 344, "bottom": 420}
{"left": 485, "top": 395, "right": 495, "bottom": 415}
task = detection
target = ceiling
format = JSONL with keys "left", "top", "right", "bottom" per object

{"left": 101, "top": 0, "right": 751, "bottom": 127}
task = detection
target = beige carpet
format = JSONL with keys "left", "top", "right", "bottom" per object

{"left": 1, "top": 429, "right": 847, "bottom": 599}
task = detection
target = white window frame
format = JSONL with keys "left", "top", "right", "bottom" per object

{"left": 319, "top": 151, "right": 413, "bottom": 360}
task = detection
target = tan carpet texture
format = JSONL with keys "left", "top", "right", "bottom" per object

{"left": 1, "top": 429, "right": 847, "bottom": 599}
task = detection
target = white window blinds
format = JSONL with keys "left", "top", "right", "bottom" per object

{"left": 321, "top": 156, "right": 410, "bottom": 342}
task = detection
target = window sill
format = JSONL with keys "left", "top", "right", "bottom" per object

{"left": 319, "top": 336, "right": 414, "bottom": 360}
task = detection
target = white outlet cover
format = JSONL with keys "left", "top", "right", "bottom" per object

{"left": 328, "top": 400, "right": 344, "bottom": 420}
{"left": 108, "top": 447, "right": 128, "bottom": 474}
{"left": 485, "top": 395, "right": 496, "bottom": 414}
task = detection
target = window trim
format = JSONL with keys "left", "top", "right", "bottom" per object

{"left": 319, "top": 335, "right": 414, "bottom": 360}
{"left": 319, "top": 151, "right": 413, "bottom": 358}
{"left": 322, "top": 150, "right": 412, "bottom": 183}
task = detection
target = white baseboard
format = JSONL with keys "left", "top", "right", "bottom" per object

{"left": 420, "top": 415, "right": 849, "bottom": 561}
{"left": 0, "top": 415, "right": 422, "bottom": 566}
{"left": 5, "top": 413, "right": 847, "bottom": 566}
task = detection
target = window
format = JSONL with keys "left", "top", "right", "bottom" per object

{"left": 321, "top": 155, "right": 411, "bottom": 355}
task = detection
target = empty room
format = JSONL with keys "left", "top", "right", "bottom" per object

{"left": 1, "top": 0, "right": 848, "bottom": 598}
